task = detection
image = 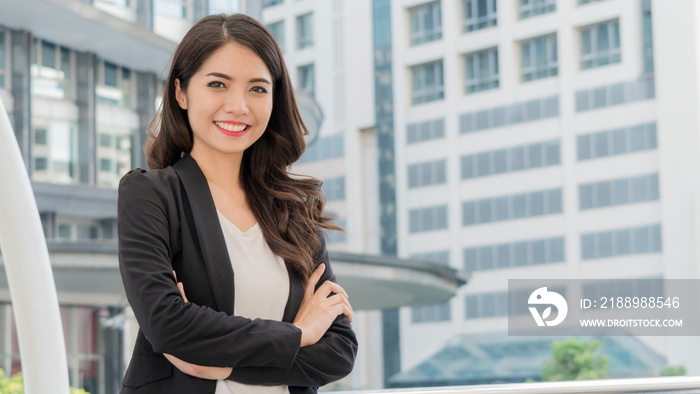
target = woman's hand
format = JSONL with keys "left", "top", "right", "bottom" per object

{"left": 292, "top": 264, "right": 354, "bottom": 347}
{"left": 164, "top": 272, "right": 232, "bottom": 379}
{"left": 164, "top": 353, "right": 232, "bottom": 380}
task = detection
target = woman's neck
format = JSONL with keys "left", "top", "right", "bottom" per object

{"left": 190, "top": 149, "right": 244, "bottom": 194}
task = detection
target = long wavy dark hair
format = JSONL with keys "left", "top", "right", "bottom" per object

{"left": 144, "top": 14, "right": 341, "bottom": 279}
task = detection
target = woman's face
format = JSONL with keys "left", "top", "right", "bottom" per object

{"left": 175, "top": 41, "right": 273, "bottom": 163}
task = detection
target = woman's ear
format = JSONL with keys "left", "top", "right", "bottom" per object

{"left": 174, "top": 79, "right": 188, "bottom": 110}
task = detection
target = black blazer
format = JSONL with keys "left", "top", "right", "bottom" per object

{"left": 118, "top": 154, "right": 358, "bottom": 394}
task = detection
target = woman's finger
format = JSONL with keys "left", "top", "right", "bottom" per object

{"left": 177, "top": 282, "right": 188, "bottom": 303}
{"left": 306, "top": 263, "right": 325, "bottom": 295}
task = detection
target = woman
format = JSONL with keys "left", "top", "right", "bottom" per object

{"left": 118, "top": 13, "right": 357, "bottom": 394}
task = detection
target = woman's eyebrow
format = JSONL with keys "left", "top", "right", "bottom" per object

{"left": 206, "top": 72, "right": 232, "bottom": 80}
{"left": 249, "top": 78, "right": 271, "bottom": 85}
{"left": 205, "top": 72, "right": 271, "bottom": 85}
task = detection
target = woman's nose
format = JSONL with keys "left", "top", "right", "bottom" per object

{"left": 223, "top": 91, "right": 249, "bottom": 115}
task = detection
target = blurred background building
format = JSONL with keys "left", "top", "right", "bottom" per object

{"left": 1, "top": 0, "right": 700, "bottom": 393}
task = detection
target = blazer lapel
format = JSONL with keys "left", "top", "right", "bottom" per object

{"left": 173, "top": 154, "right": 235, "bottom": 315}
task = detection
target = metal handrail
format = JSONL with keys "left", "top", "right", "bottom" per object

{"left": 333, "top": 376, "right": 700, "bottom": 393}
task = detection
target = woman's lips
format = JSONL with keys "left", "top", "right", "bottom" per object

{"left": 213, "top": 121, "right": 249, "bottom": 136}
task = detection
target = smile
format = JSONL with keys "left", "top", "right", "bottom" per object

{"left": 214, "top": 121, "right": 250, "bottom": 136}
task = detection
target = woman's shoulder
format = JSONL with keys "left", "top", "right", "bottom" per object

{"left": 118, "top": 166, "right": 179, "bottom": 195}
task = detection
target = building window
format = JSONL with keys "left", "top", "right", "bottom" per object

{"left": 154, "top": 0, "right": 186, "bottom": 18}
{"left": 297, "top": 13, "right": 313, "bottom": 49}
{"left": 463, "top": 189, "right": 562, "bottom": 226}
{"left": 97, "top": 128, "right": 132, "bottom": 188}
{"left": 409, "top": 2, "right": 442, "bottom": 46}
{"left": 411, "top": 301, "right": 451, "bottom": 323}
{"left": 577, "top": 123, "right": 657, "bottom": 160}
{"left": 322, "top": 176, "right": 346, "bottom": 201}
{"left": 576, "top": 77, "right": 655, "bottom": 111}
{"left": 297, "top": 134, "right": 344, "bottom": 164}
{"left": 519, "top": 0, "right": 555, "bottom": 19}
{"left": 462, "top": 140, "right": 560, "bottom": 179}
{"left": 208, "top": 0, "right": 240, "bottom": 13}
{"left": 581, "top": 20, "right": 621, "bottom": 70}
{"left": 411, "top": 60, "right": 444, "bottom": 105}
{"left": 460, "top": 96, "right": 559, "bottom": 133}
{"left": 411, "top": 250, "right": 450, "bottom": 265}
{"left": 31, "top": 39, "right": 72, "bottom": 100}
{"left": 521, "top": 34, "right": 558, "bottom": 82}
{"left": 263, "top": 0, "right": 283, "bottom": 7}
{"left": 464, "top": 47, "right": 499, "bottom": 94}
{"left": 409, "top": 205, "right": 448, "bottom": 233}
{"left": 94, "top": 0, "right": 131, "bottom": 6}
{"left": 407, "top": 118, "right": 444, "bottom": 144}
{"left": 408, "top": 159, "right": 447, "bottom": 188}
{"left": 325, "top": 217, "right": 347, "bottom": 244}
{"left": 31, "top": 119, "right": 79, "bottom": 184}
{"left": 267, "top": 21, "right": 285, "bottom": 51}
{"left": 464, "top": 236, "right": 565, "bottom": 271}
{"left": 641, "top": 0, "right": 653, "bottom": 73}
{"left": 297, "top": 63, "right": 314, "bottom": 97}
{"left": 0, "top": 29, "right": 6, "bottom": 89}
{"left": 581, "top": 224, "right": 662, "bottom": 260}
{"left": 579, "top": 174, "right": 659, "bottom": 210}
{"left": 466, "top": 292, "right": 508, "bottom": 319}
{"left": 97, "top": 61, "right": 133, "bottom": 107}
{"left": 462, "top": 0, "right": 497, "bottom": 33}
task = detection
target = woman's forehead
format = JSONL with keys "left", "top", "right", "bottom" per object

{"left": 197, "top": 41, "right": 272, "bottom": 81}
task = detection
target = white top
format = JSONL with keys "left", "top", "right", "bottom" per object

{"left": 215, "top": 210, "right": 291, "bottom": 394}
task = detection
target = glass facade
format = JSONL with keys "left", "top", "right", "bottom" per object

{"left": 266, "top": 21, "right": 285, "bottom": 51}
{"left": 463, "top": 0, "right": 497, "bottom": 32}
{"left": 0, "top": 29, "right": 6, "bottom": 89}
{"left": 297, "top": 63, "right": 315, "bottom": 97}
{"left": 462, "top": 140, "right": 560, "bottom": 179}
{"left": 409, "top": 2, "right": 442, "bottom": 46}
{"left": 463, "top": 189, "right": 563, "bottom": 226}
{"left": 581, "top": 20, "right": 621, "bottom": 70}
{"left": 297, "top": 13, "right": 313, "bottom": 49}
{"left": 31, "top": 119, "right": 79, "bottom": 184}
{"left": 97, "top": 61, "right": 133, "bottom": 108}
{"left": 581, "top": 224, "right": 662, "bottom": 260}
{"left": 465, "top": 237, "right": 565, "bottom": 271}
{"left": 519, "top": 0, "right": 556, "bottom": 19}
{"left": 521, "top": 34, "right": 558, "bottom": 82}
{"left": 411, "top": 60, "right": 444, "bottom": 105}
{"left": 464, "top": 47, "right": 499, "bottom": 94}
{"left": 31, "top": 39, "right": 71, "bottom": 100}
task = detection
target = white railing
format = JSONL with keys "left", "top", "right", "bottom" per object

{"left": 333, "top": 376, "right": 700, "bottom": 393}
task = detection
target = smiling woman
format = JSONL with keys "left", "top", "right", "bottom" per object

{"left": 118, "top": 13, "right": 357, "bottom": 394}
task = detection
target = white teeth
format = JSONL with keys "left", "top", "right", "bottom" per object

{"left": 215, "top": 122, "right": 247, "bottom": 132}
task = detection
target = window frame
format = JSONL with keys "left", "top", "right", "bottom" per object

{"left": 297, "top": 13, "right": 314, "bottom": 50}
{"left": 520, "top": 33, "right": 558, "bottom": 82}
{"left": 464, "top": 47, "right": 499, "bottom": 94}
{"left": 409, "top": 1, "right": 442, "bottom": 46}
{"left": 411, "top": 60, "right": 445, "bottom": 105}
{"left": 462, "top": 0, "right": 498, "bottom": 33}
{"left": 580, "top": 19, "right": 621, "bottom": 70}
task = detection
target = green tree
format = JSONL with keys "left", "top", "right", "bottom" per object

{"left": 541, "top": 338, "right": 609, "bottom": 381}
{"left": 0, "top": 369, "right": 90, "bottom": 394}
{"left": 661, "top": 365, "right": 686, "bottom": 376}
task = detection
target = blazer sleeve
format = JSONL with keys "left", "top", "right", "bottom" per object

{"left": 226, "top": 236, "right": 359, "bottom": 387}
{"left": 118, "top": 169, "right": 303, "bottom": 368}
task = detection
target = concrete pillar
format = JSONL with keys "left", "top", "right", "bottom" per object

{"left": 75, "top": 52, "right": 97, "bottom": 185}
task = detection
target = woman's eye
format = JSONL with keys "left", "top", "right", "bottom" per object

{"left": 208, "top": 81, "right": 225, "bottom": 88}
{"left": 251, "top": 86, "right": 268, "bottom": 94}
